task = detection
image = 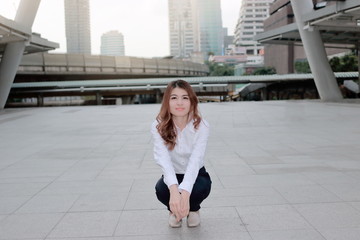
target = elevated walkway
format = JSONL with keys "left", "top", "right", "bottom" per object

{"left": 16, "top": 53, "right": 209, "bottom": 81}
{"left": 7, "top": 72, "right": 358, "bottom": 106}
{"left": 0, "top": 101, "right": 360, "bottom": 239}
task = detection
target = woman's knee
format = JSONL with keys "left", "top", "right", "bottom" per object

{"left": 192, "top": 176, "right": 211, "bottom": 198}
{"left": 155, "top": 178, "right": 170, "bottom": 201}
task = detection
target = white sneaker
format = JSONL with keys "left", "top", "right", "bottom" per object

{"left": 187, "top": 211, "right": 200, "bottom": 227}
{"left": 168, "top": 213, "right": 182, "bottom": 228}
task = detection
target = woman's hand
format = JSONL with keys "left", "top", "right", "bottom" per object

{"left": 169, "top": 186, "right": 191, "bottom": 222}
{"left": 179, "top": 190, "right": 190, "bottom": 218}
{"left": 169, "top": 185, "right": 182, "bottom": 222}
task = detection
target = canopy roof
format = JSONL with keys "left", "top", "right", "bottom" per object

{"left": 0, "top": 15, "right": 58, "bottom": 56}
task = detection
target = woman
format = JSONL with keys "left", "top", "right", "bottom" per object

{"left": 151, "top": 79, "right": 211, "bottom": 228}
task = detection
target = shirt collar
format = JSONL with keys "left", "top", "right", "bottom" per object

{"left": 174, "top": 119, "right": 196, "bottom": 133}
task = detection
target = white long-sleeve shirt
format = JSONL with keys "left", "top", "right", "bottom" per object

{"left": 151, "top": 119, "right": 210, "bottom": 193}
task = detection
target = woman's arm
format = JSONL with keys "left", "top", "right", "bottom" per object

{"left": 151, "top": 121, "right": 185, "bottom": 220}
{"left": 151, "top": 121, "right": 178, "bottom": 188}
{"left": 179, "top": 120, "right": 210, "bottom": 194}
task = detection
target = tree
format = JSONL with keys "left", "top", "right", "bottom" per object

{"left": 296, "top": 53, "right": 358, "bottom": 73}
{"left": 340, "top": 54, "right": 358, "bottom": 71}
{"left": 252, "top": 67, "right": 276, "bottom": 75}
{"left": 329, "top": 54, "right": 358, "bottom": 72}
{"left": 295, "top": 60, "right": 311, "bottom": 73}
{"left": 329, "top": 57, "right": 342, "bottom": 72}
{"left": 206, "top": 61, "right": 234, "bottom": 76}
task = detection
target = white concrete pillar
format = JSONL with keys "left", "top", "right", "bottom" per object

{"left": 96, "top": 92, "right": 102, "bottom": 105}
{"left": 290, "top": 0, "right": 343, "bottom": 101}
{"left": 15, "top": 0, "right": 41, "bottom": 28}
{"left": 0, "top": 42, "right": 26, "bottom": 108}
{"left": 0, "top": 0, "right": 41, "bottom": 109}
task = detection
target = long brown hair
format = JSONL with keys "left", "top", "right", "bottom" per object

{"left": 156, "top": 80, "right": 201, "bottom": 150}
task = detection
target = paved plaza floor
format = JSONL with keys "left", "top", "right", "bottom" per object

{"left": 0, "top": 100, "right": 360, "bottom": 240}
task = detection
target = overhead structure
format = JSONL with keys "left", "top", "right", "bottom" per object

{"left": 256, "top": 1, "right": 360, "bottom": 47}
{"left": 255, "top": 0, "right": 360, "bottom": 101}
{"left": 0, "top": 0, "right": 59, "bottom": 110}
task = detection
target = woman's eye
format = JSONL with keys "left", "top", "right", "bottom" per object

{"left": 183, "top": 97, "right": 189, "bottom": 100}
{"left": 171, "top": 97, "right": 177, "bottom": 100}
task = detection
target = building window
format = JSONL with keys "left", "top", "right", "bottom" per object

{"left": 247, "top": 49, "right": 254, "bottom": 55}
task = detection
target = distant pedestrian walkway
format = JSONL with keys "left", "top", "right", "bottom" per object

{"left": 0, "top": 100, "right": 360, "bottom": 240}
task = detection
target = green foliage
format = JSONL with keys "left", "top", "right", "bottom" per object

{"left": 329, "top": 54, "right": 358, "bottom": 72}
{"left": 206, "top": 62, "right": 234, "bottom": 76}
{"left": 294, "top": 60, "right": 311, "bottom": 73}
{"left": 295, "top": 53, "right": 358, "bottom": 73}
{"left": 336, "top": 54, "right": 358, "bottom": 72}
{"left": 251, "top": 67, "right": 277, "bottom": 75}
{"left": 329, "top": 57, "right": 342, "bottom": 72}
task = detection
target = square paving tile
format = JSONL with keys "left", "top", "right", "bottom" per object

{"left": 294, "top": 202, "right": 360, "bottom": 229}
{"left": 48, "top": 211, "right": 121, "bottom": 238}
{"left": 249, "top": 229, "right": 326, "bottom": 240}
{"left": 0, "top": 213, "right": 63, "bottom": 239}
{"left": 70, "top": 193, "right": 127, "bottom": 212}
{"left": 236, "top": 204, "right": 311, "bottom": 231}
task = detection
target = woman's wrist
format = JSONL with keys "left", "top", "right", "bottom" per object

{"left": 169, "top": 184, "right": 179, "bottom": 194}
{"left": 181, "top": 190, "right": 190, "bottom": 198}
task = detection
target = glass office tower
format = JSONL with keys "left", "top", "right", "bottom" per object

{"left": 195, "top": 0, "right": 223, "bottom": 56}
{"left": 168, "top": 0, "right": 223, "bottom": 59}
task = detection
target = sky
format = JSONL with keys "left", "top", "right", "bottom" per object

{"left": 1, "top": 0, "right": 242, "bottom": 58}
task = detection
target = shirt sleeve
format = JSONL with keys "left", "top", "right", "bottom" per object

{"left": 151, "top": 121, "right": 178, "bottom": 188}
{"left": 178, "top": 120, "right": 210, "bottom": 193}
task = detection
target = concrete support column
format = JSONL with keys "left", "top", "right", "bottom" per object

{"left": 121, "top": 96, "right": 134, "bottom": 105}
{"left": 37, "top": 94, "right": 43, "bottom": 107}
{"left": 0, "top": 0, "right": 41, "bottom": 109}
{"left": 155, "top": 89, "right": 162, "bottom": 103}
{"left": 0, "top": 42, "right": 26, "bottom": 108}
{"left": 96, "top": 92, "right": 102, "bottom": 105}
{"left": 15, "top": 0, "right": 41, "bottom": 28}
{"left": 261, "top": 87, "right": 268, "bottom": 101}
{"left": 357, "top": 43, "right": 360, "bottom": 84}
{"left": 290, "top": 0, "right": 343, "bottom": 101}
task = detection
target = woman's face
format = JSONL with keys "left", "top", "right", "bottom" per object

{"left": 169, "top": 87, "right": 191, "bottom": 118}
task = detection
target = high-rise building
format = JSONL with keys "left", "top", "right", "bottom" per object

{"left": 168, "top": 0, "right": 223, "bottom": 59}
{"left": 223, "top": 28, "right": 235, "bottom": 55}
{"left": 64, "top": 0, "right": 91, "bottom": 54}
{"left": 100, "top": 31, "right": 125, "bottom": 56}
{"left": 195, "top": 0, "right": 223, "bottom": 56}
{"left": 168, "top": 0, "right": 196, "bottom": 58}
{"left": 234, "top": 0, "right": 273, "bottom": 56}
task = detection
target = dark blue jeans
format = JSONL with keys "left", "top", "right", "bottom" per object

{"left": 155, "top": 167, "right": 212, "bottom": 212}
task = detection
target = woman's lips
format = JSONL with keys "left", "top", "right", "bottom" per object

{"left": 176, "top": 108, "right": 185, "bottom": 111}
